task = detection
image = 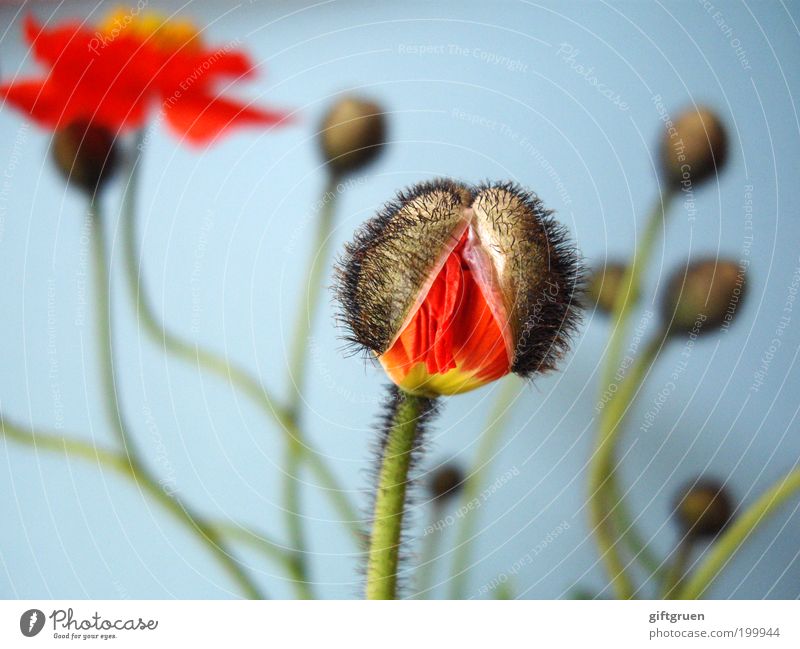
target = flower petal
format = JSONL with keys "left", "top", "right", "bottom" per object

{"left": 163, "top": 91, "right": 290, "bottom": 143}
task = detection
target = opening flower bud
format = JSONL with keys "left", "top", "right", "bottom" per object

{"left": 587, "top": 262, "right": 632, "bottom": 315}
{"left": 661, "top": 106, "right": 728, "bottom": 188}
{"left": 51, "top": 121, "right": 120, "bottom": 195}
{"left": 662, "top": 258, "right": 745, "bottom": 335}
{"left": 319, "top": 96, "right": 386, "bottom": 175}
{"left": 336, "top": 180, "right": 583, "bottom": 397}
{"left": 674, "top": 479, "right": 733, "bottom": 539}
{"left": 428, "top": 463, "right": 465, "bottom": 503}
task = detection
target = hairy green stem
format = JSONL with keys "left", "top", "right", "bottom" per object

{"left": 120, "top": 137, "right": 361, "bottom": 545}
{"left": 449, "top": 376, "right": 522, "bottom": 599}
{"left": 366, "top": 391, "right": 431, "bottom": 600}
{"left": 678, "top": 467, "right": 800, "bottom": 599}
{"left": 90, "top": 201, "right": 263, "bottom": 599}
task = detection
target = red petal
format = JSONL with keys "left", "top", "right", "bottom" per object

{"left": 163, "top": 91, "right": 290, "bottom": 143}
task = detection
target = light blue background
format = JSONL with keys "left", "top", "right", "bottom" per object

{"left": 1, "top": 0, "right": 799, "bottom": 599}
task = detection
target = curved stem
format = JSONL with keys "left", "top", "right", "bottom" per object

{"left": 366, "top": 390, "right": 432, "bottom": 600}
{"left": 120, "top": 138, "right": 362, "bottom": 542}
{"left": 91, "top": 201, "right": 263, "bottom": 599}
{"left": 662, "top": 536, "right": 693, "bottom": 599}
{"left": 281, "top": 173, "right": 342, "bottom": 598}
{"left": 0, "top": 415, "right": 296, "bottom": 578}
{"left": 678, "top": 466, "right": 800, "bottom": 599}
{"left": 590, "top": 327, "right": 668, "bottom": 599}
{"left": 591, "top": 191, "right": 672, "bottom": 599}
{"left": 448, "top": 376, "right": 522, "bottom": 599}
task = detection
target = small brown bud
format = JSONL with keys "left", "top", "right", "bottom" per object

{"left": 661, "top": 106, "right": 728, "bottom": 188}
{"left": 319, "top": 96, "right": 386, "bottom": 175}
{"left": 587, "top": 262, "right": 632, "bottom": 315}
{"left": 52, "top": 121, "right": 120, "bottom": 195}
{"left": 674, "top": 479, "right": 733, "bottom": 539}
{"left": 428, "top": 464, "right": 464, "bottom": 502}
{"left": 662, "top": 258, "right": 745, "bottom": 335}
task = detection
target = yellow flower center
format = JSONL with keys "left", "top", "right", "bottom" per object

{"left": 99, "top": 8, "right": 201, "bottom": 51}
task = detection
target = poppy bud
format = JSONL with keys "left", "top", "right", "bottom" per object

{"left": 428, "top": 464, "right": 464, "bottom": 503}
{"left": 674, "top": 479, "right": 733, "bottom": 539}
{"left": 587, "top": 262, "right": 632, "bottom": 315}
{"left": 336, "top": 180, "right": 583, "bottom": 397}
{"left": 661, "top": 106, "right": 728, "bottom": 188}
{"left": 319, "top": 96, "right": 386, "bottom": 175}
{"left": 52, "top": 121, "right": 119, "bottom": 195}
{"left": 662, "top": 258, "right": 745, "bottom": 335}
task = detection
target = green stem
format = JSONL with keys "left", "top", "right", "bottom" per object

{"left": 120, "top": 137, "right": 362, "bottom": 542}
{"left": 678, "top": 467, "right": 800, "bottom": 599}
{"left": 366, "top": 390, "right": 432, "bottom": 599}
{"left": 448, "top": 376, "right": 522, "bottom": 599}
{"left": 281, "top": 173, "right": 342, "bottom": 598}
{"left": 90, "top": 201, "right": 263, "bottom": 600}
{"left": 591, "top": 191, "right": 673, "bottom": 599}
{"left": 0, "top": 415, "right": 296, "bottom": 578}
{"left": 590, "top": 327, "right": 668, "bottom": 599}
{"left": 662, "top": 536, "right": 694, "bottom": 599}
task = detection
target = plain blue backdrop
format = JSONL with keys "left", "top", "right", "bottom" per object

{"left": 1, "top": 0, "right": 799, "bottom": 598}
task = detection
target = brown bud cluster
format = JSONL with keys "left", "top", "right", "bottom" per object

{"left": 428, "top": 464, "right": 465, "bottom": 503}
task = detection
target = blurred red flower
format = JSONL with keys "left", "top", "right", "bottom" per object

{"left": 0, "top": 12, "right": 290, "bottom": 144}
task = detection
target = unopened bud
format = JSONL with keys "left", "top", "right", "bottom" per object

{"left": 587, "top": 262, "right": 632, "bottom": 315}
{"left": 52, "top": 121, "right": 119, "bottom": 195}
{"left": 319, "top": 96, "right": 386, "bottom": 175}
{"left": 662, "top": 258, "right": 745, "bottom": 335}
{"left": 52, "top": 122, "right": 119, "bottom": 195}
{"left": 336, "top": 180, "right": 583, "bottom": 396}
{"left": 428, "top": 464, "right": 464, "bottom": 502}
{"left": 661, "top": 106, "right": 728, "bottom": 188}
{"left": 674, "top": 479, "right": 733, "bottom": 539}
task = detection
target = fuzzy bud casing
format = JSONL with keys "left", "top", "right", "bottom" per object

{"left": 335, "top": 179, "right": 583, "bottom": 396}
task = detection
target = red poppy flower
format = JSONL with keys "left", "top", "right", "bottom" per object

{"left": 379, "top": 230, "right": 513, "bottom": 395}
{"left": 0, "top": 11, "right": 290, "bottom": 143}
